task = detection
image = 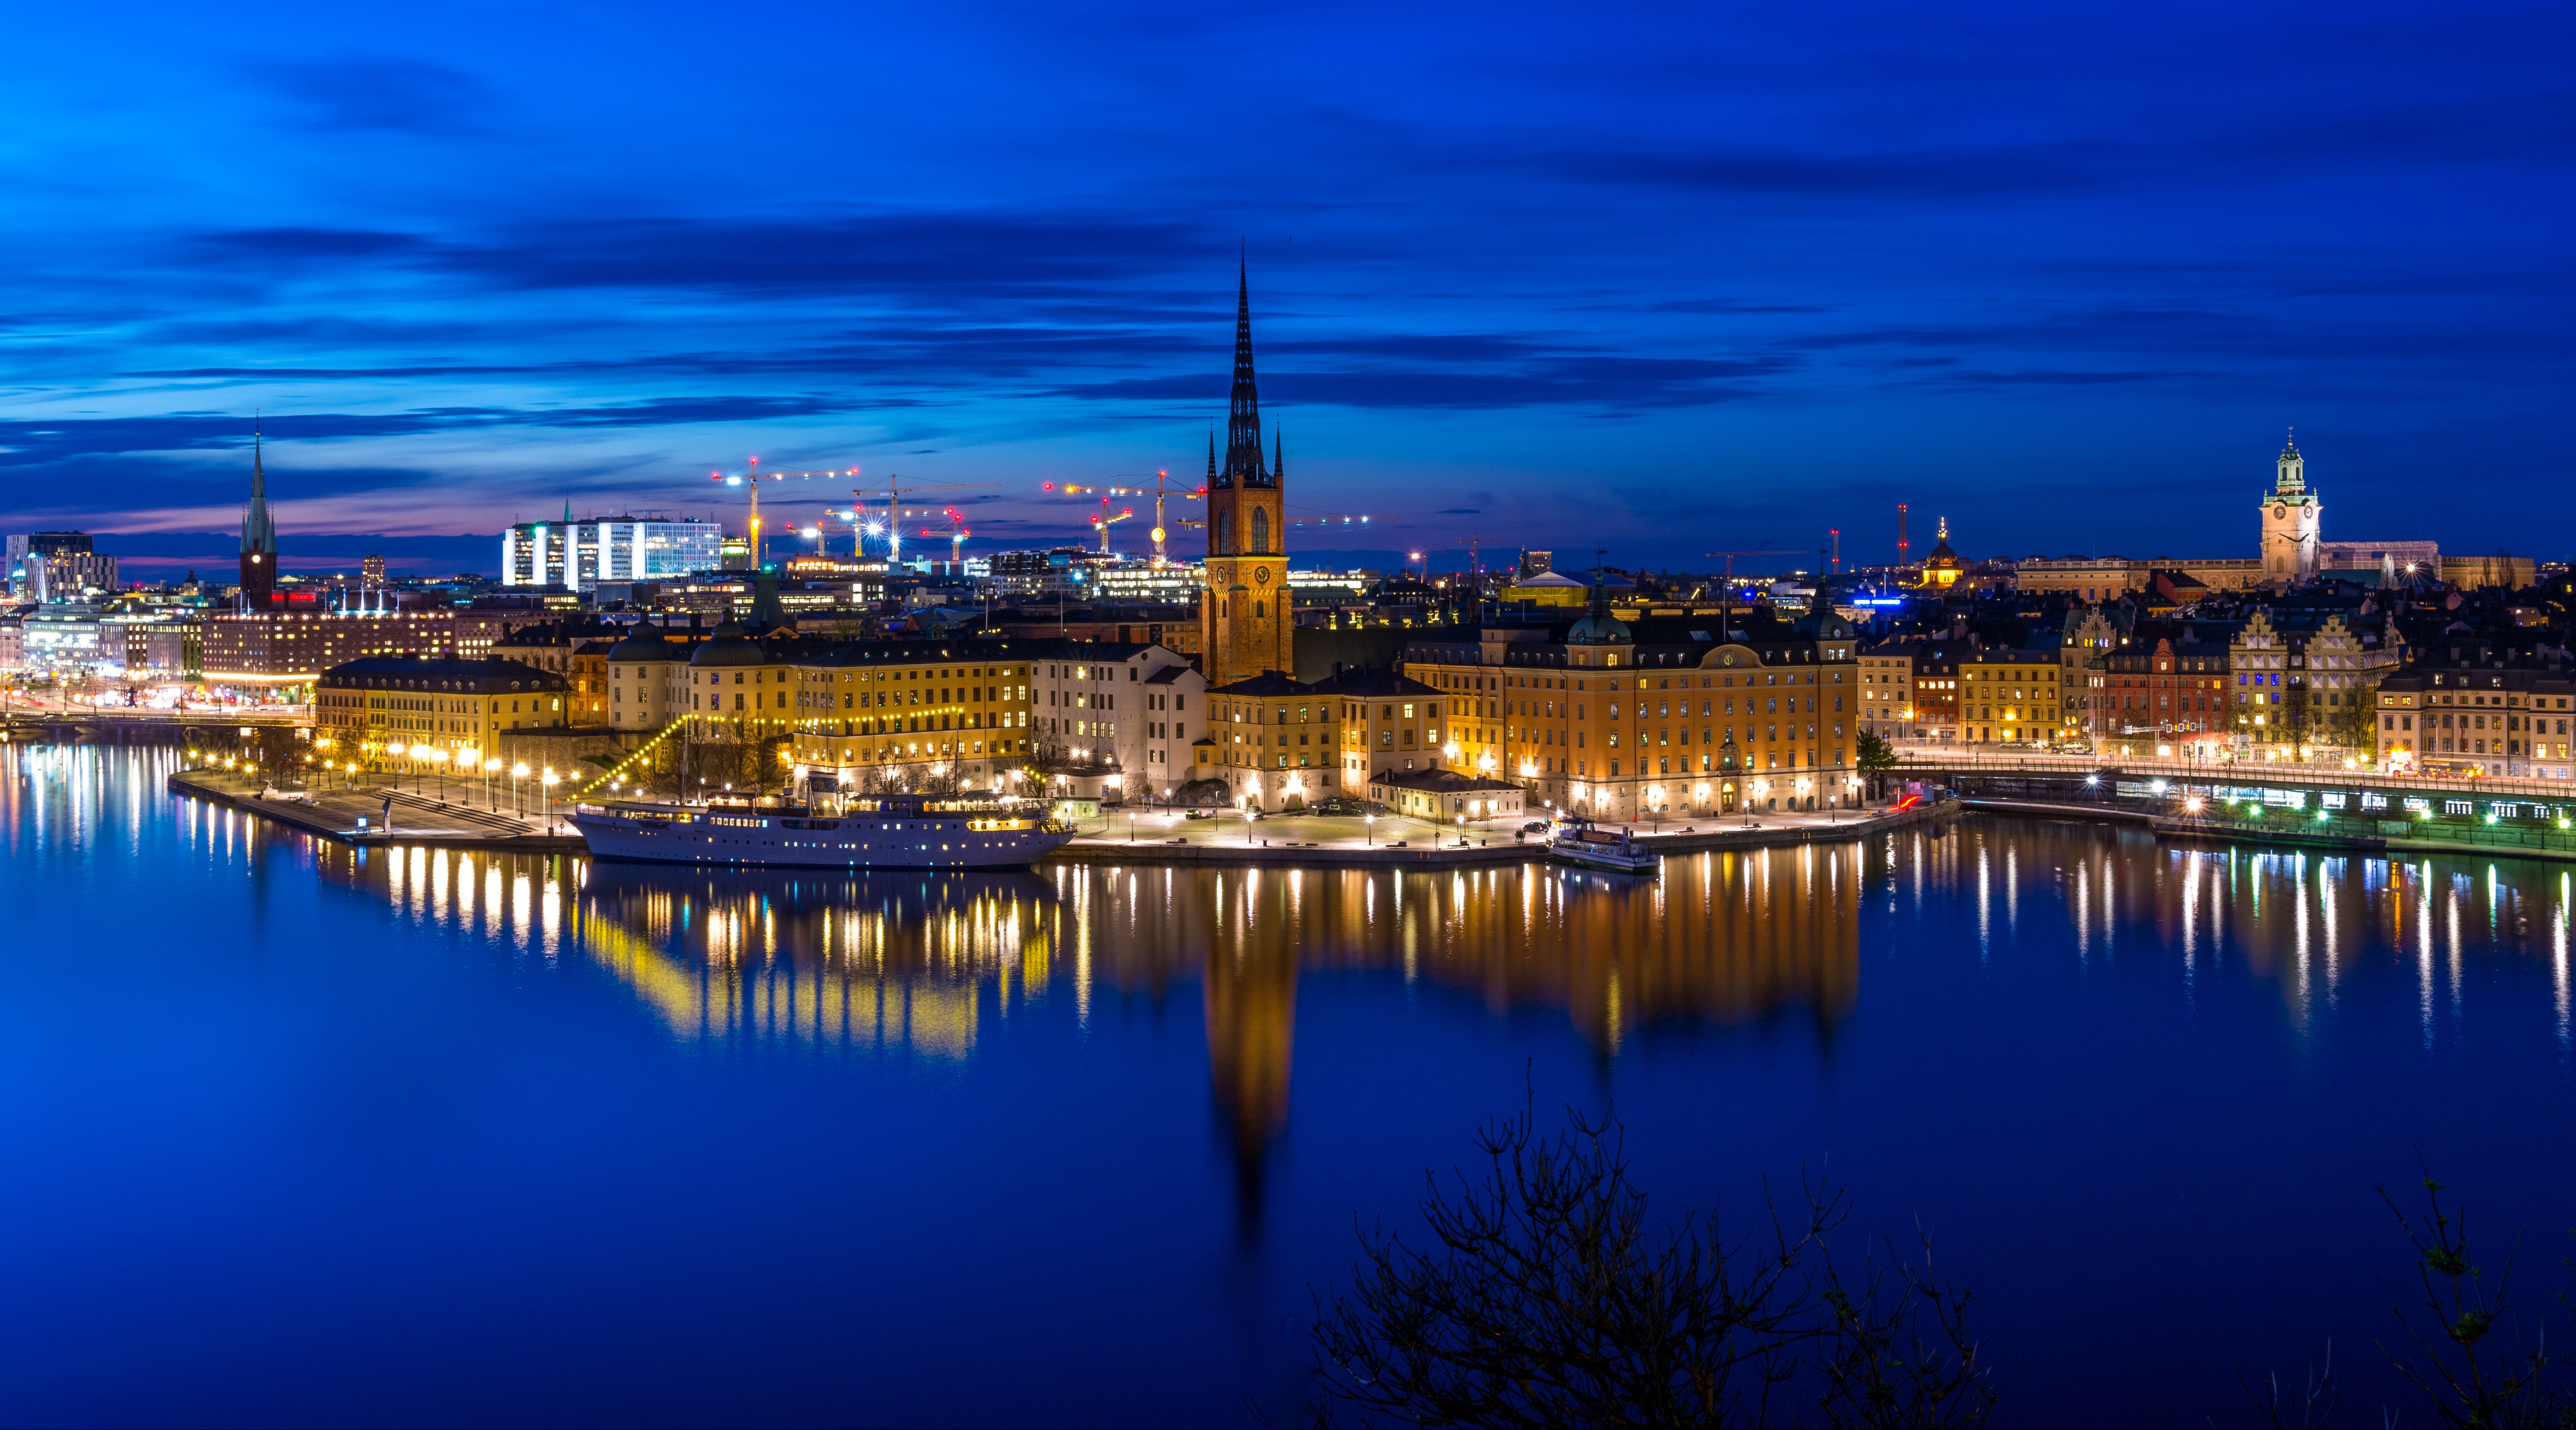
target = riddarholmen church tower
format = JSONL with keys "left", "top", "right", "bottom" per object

{"left": 1200, "top": 264, "right": 1297, "bottom": 687}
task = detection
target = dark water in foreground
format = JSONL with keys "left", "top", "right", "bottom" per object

{"left": 3, "top": 744, "right": 2572, "bottom": 1426}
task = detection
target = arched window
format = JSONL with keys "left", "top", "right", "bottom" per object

{"left": 1251, "top": 507, "right": 1269, "bottom": 553}
{"left": 1216, "top": 511, "right": 1233, "bottom": 555}
{"left": 1255, "top": 601, "right": 1264, "bottom": 618}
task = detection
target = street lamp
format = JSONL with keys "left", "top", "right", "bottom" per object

{"left": 541, "top": 769, "right": 560, "bottom": 830}
{"left": 511, "top": 762, "right": 530, "bottom": 815}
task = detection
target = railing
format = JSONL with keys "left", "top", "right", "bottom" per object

{"left": 2163, "top": 805, "right": 2576, "bottom": 858}
{"left": 1898, "top": 749, "right": 2576, "bottom": 804}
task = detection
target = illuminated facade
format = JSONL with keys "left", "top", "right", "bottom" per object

{"left": 1401, "top": 585, "right": 1863, "bottom": 818}
{"left": 502, "top": 516, "right": 724, "bottom": 590}
{"left": 314, "top": 656, "right": 568, "bottom": 779}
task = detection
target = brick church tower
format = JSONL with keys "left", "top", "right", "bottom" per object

{"left": 1200, "top": 264, "right": 1297, "bottom": 687}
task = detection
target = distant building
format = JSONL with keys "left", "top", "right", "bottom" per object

{"left": 201, "top": 610, "right": 507, "bottom": 685}
{"left": 360, "top": 554, "right": 387, "bottom": 587}
{"left": 501, "top": 516, "right": 724, "bottom": 590}
{"left": 7, "top": 532, "right": 117, "bottom": 602}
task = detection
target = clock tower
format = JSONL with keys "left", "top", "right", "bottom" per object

{"left": 2258, "top": 430, "right": 2321, "bottom": 583}
{"left": 1201, "top": 264, "right": 1296, "bottom": 687}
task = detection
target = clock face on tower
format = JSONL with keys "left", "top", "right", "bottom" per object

{"left": 1254, "top": 566, "right": 1271, "bottom": 585}
{"left": 2274, "top": 504, "right": 2287, "bottom": 519}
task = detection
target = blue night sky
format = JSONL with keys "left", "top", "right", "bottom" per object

{"left": 3, "top": 0, "right": 2570, "bottom": 576}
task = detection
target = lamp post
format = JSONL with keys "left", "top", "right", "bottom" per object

{"left": 541, "top": 769, "right": 560, "bottom": 831}
{"left": 1365, "top": 813, "right": 1375, "bottom": 847}
{"left": 484, "top": 758, "right": 501, "bottom": 810}
{"left": 511, "top": 762, "right": 530, "bottom": 816}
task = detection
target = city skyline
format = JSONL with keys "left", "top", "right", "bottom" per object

{"left": 3, "top": 1, "right": 2569, "bottom": 569}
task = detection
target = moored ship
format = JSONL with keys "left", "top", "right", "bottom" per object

{"left": 568, "top": 792, "right": 1073, "bottom": 869}
{"left": 1546, "top": 816, "right": 1659, "bottom": 875}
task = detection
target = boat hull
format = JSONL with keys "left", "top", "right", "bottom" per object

{"left": 570, "top": 811, "right": 1074, "bottom": 870}
{"left": 1549, "top": 845, "right": 1660, "bottom": 874}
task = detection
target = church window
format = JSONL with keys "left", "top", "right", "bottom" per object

{"left": 1216, "top": 511, "right": 1233, "bottom": 554}
{"left": 1251, "top": 508, "right": 1269, "bottom": 552}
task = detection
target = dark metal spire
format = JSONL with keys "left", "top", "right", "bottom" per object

{"left": 240, "top": 418, "right": 276, "bottom": 559}
{"left": 1207, "top": 428, "right": 1217, "bottom": 480}
{"left": 1273, "top": 429, "right": 1283, "bottom": 482}
{"left": 1219, "top": 259, "right": 1269, "bottom": 487}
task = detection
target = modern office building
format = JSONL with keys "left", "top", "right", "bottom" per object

{"left": 501, "top": 516, "right": 725, "bottom": 590}
{"left": 7, "top": 532, "right": 118, "bottom": 601}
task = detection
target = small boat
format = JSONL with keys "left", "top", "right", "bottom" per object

{"left": 1546, "top": 817, "right": 1659, "bottom": 874}
{"left": 568, "top": 791, "right": 1073, "bottom": 870}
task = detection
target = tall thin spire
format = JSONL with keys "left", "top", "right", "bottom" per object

{"left": 1273, "top": 429, "right": 1283, "bottom": 482}
{"left": 240, "top": 416, "right": 276, "bottom": 560}
{"left": 1219, "top": 258, "right": 1268, "bottom": 487}
{"left": 1207, "top": 428, "right": 1217, "bottom": 480}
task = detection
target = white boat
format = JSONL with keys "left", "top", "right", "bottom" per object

{"left": 568, "top": 792, "right": 1074, "bottom": 870}
{"left": 1547, "top": 817, "right": 1659, "bottom": 874}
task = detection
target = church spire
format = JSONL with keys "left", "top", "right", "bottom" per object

{"left": 240, "top": 417, "right": 276, "bottom": 560}
{"left": 1273, "top": 429, "right": 1283, "bottom": 482}
{"left": 1208, "top": 428, "right": 1217, "bottom": 480}
{"left": 1219, "top": 259, "right": 1269, "bottom": 487}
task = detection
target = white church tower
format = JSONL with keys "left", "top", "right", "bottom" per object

{"left": 2259, "top": 431, "right": 2321, "bottom": 583}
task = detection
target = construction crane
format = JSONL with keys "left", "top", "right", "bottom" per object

{"left": 914, "top": 507, "right": 972, "bottom": 565}
{"left": 1287, "top": 504, "right": 1377, "bottom": 531}
{"left": 708, "top": 456, "right": 841, "bottom": 568}
{"left": 1045, "top": 470, "right": 1208, "bottom": 565}
{"left": 849, "top": 474, "right": 999, "bottom": 566}
{"left": 1088, "top": 502, "right": 1135, "bottom": 556}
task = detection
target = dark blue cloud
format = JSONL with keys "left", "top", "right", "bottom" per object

{"left": 244, "top": 55, "right": 492, "bottom": 136}
{"left": 0, "top": 0, "right": 2566, "bottom": 564}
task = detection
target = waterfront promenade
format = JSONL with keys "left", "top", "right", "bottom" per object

{"left": 170, "top": 768, "right": 582, "bottom": 852}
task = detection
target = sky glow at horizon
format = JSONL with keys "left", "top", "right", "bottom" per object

{"left": 2, "top": 0, "right": 2570, "bottom": 574}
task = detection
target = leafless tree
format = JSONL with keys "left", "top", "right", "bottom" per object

{"left": 1310, "top": 1099, "right": 1995, "bottom": 1428}
{"left": 2374, "top": 1167, "right": 2574, "bottom": 1428}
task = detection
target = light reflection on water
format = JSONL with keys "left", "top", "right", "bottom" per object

{"left": 7, "top": 744, "right": 2576, "bottom": 1426}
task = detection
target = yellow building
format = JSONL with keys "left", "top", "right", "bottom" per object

{"left": 1400, "top": 586, "right": 1862, "bottom": 820}
{"left": 785, "top": 639, "right": 1038, "bottom": 793}
{"left": 314, "top": 655, "right": 569, "bottom": 781}
{"left": 1955, "top": 650, "right": 2065, "bottom": 744}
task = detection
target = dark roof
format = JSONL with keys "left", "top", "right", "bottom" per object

{"left": 318, "top": 656, "right": 568, "bottom": 692}
{"left": 1142, "top": 665, "right": 1197, "bottom": 685}
{"left": 605, "top": 627, "right": 678, "bottom": 662}
{"left": 796, "top": 638, "right": 1043, "bottom": 668}
{"left": 1207, "top": 670, "right": 1310, "bottom": 696}
{"left": 1312, "top": 667, "right": 1438, "bottom": 698}
{"left": 1368, "top": 768, "right": 1525, "bottom": 795}
{"left": 689, "top": 631, "right": 771, "bottom": 667}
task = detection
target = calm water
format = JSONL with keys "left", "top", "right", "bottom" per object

{"left": 3, "top": 744, "right": 2573, "bottom": 1427}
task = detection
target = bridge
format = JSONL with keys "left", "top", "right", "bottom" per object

{"left": 1893, "top": 750, "right": 2576, "bottom": 862}
{"left": 1, "top": 707, "right": 314, "bottom": 741}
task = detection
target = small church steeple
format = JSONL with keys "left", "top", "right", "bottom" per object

{"left": 239, "top": 417, "right": 279, "bottom": 610}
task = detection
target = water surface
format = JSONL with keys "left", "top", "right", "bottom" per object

{"left": 2, "top": 745, "right": 2570, "bottom": 1425}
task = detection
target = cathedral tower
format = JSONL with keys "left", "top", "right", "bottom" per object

{"left": 1200, "top": 264, "right": 1296, "bottom": 686}
{"left": 239, "top": 423, "right": 278, "bottom": 610}
{"left": 2258, "top": 430, "right": 2321, "bottom": 583}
